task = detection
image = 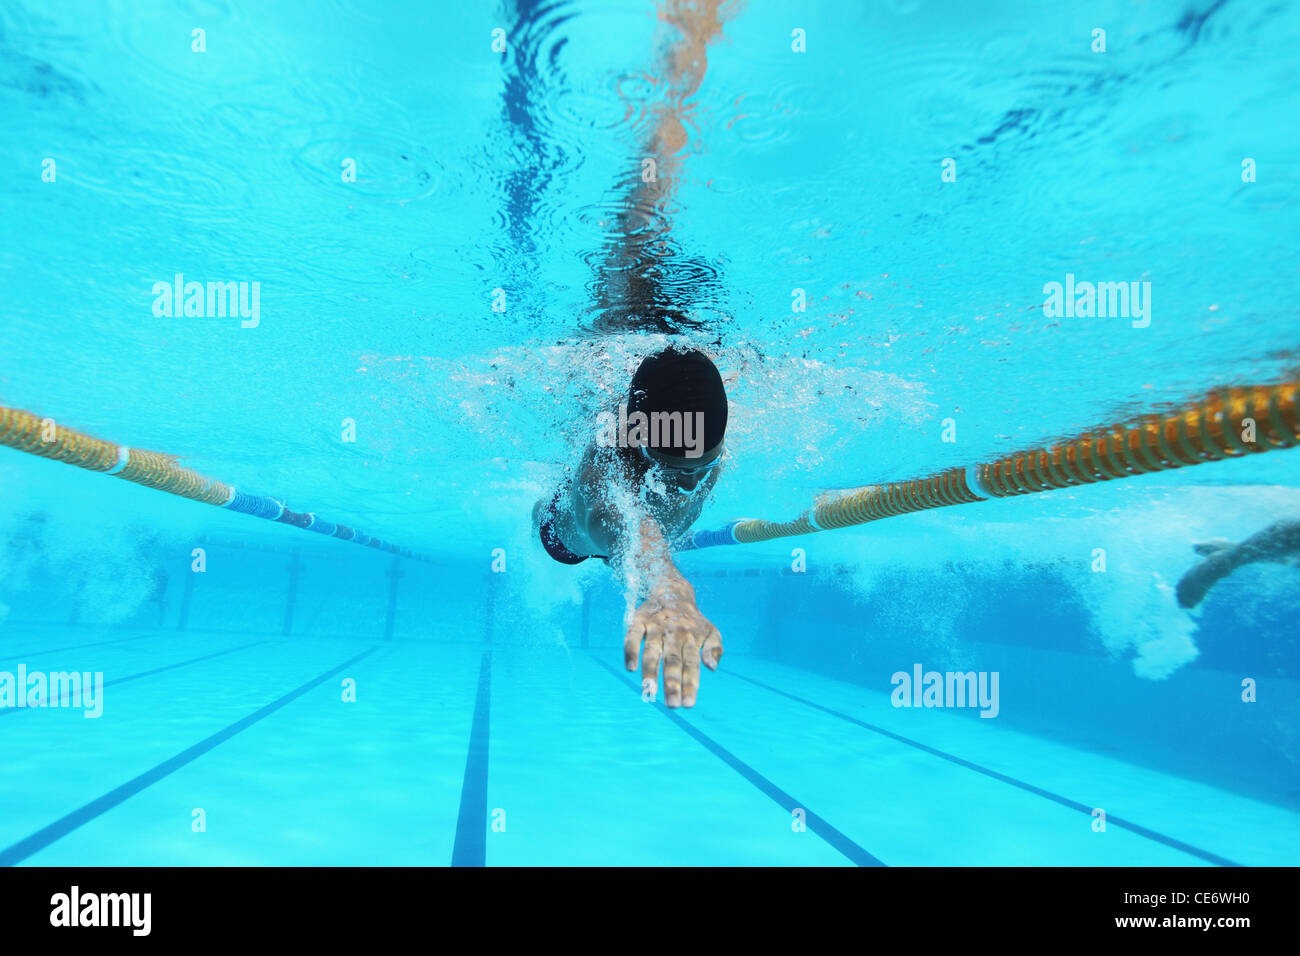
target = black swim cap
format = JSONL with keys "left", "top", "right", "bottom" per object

{"left": 627, "top": 348, "right": 728, "bottom": 457}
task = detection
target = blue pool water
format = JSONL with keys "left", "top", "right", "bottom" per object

{"left": 1, "top": 0, "right": 1298, "bottom": 866}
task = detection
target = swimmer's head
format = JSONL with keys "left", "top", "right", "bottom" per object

{"left": 627, "top": 348, "right": 727, "bottom": 486}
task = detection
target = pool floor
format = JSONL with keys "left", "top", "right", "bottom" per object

{"left": 0, "top": 627, "right": 1295, "bottom": 866}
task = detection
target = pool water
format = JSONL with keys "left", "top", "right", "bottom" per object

{"left": 2, "top": 0, "right": 1299, "bottom": 866}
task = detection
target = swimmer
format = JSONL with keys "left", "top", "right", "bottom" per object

{"left": 535, "top": 347, "right": 727, "bottom": 708}
{"left": 533, "top": 0, "right": 737, "bottom": 708}
{"left": 1176, "top": 518, "right": 1300, "bottom": 608}
{"left": 535, "top": 0, "right": 738, "bottom": 704}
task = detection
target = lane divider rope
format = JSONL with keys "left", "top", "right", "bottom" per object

{"left": 0, "top": 405, "right": 434, "bottom": 562}
{"left": 678, "top": 379, "right": 1299, "bottom": 550}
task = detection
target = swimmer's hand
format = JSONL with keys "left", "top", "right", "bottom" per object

{"left": 624, "top": 576, "right": 723, "bottom": 708}
{"left": 1177, "top": 549, "right": 1234, "bottom": 609}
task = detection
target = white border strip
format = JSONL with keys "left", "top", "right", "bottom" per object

{"left": 965, "top": 464, "right": 992, "bottom": 498}
{"left": 105, "top": 446, "right": 130, "bottom": 475}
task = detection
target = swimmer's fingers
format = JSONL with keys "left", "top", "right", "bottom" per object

{"left": 623, "top": 617, "right": 645, "bottom": 671}
{"left": 661, "top": 631, "right": 684, "bottom": 708}
{"left": 701, "top": 626, "right": 723, "bottom": 671}
{"left": 640, "top": 626, "right": 665, "bottom": 700}
{"left": 680, "top": 634, "right": 702, "bottom": 708}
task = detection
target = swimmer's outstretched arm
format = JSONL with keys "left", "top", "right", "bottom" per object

{"left": 617, "top": 517, "right": 725, "bottom": 709}
{"left": 1177, "top": 518, "right": 1300, "bottom": 608}
{"left": 578, "top": 472, "right": 723, "bottom": 708}
{"left": 591, "top": 0, "right": 737, "bottom": 331}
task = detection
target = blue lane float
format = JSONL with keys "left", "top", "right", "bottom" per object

{"left": 0, "top": 404, "right": 436, "bottom": 563}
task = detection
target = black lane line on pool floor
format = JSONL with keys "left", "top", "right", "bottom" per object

{"left": 157, "top": 626, "right": 493, "bottom": 647}
{"left": 724, "top": 669, "right": 1241, "bottom": 868}
{"left": 2, "top": 632, "right": 159, "bottom": 663}
{"left": 0, "top": 640, "right": 269, "bottom": 717}
{"left": 592, "top": 657, "right": 884, "bottom": 867}
{"left": 452, "top": 650, "right": 492, "bottom": 867}
{"left": 0, "top": 646, "right": 381, "bottom": 867}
